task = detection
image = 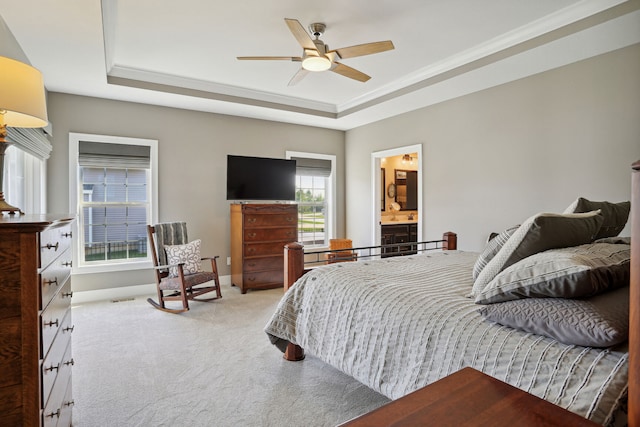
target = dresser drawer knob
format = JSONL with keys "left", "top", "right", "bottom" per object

{"left": 44, "top": 319, "right": 59, "bottom": 328}
{"left": 45, "top": 409, "right": 61, "bottom": 419}
{"left": 43, "top": 242, "right": 60, "bottom": 251}
{"left": 62, "top": 261, "right": 73, "bottom": 267}
{"left": 286, "top": 217, "right": 294, "bottom": 222}
{"left": 64, "top": 400, "right": 75, "bottom": 407}
{"left": 44, "top": 277, "right": 58, "bottom": 287}
{"left": 44, "top": 363, "right": 60, "bottom": 373}
{"left": 63, "top": 291, "right": 74, "bottom": 298}
{"left": 248, "top": 248, "right": 255, "bottom": 253}
{"left": 248, "top": 218, "right": 256, "bottom": 223}
{"left": 63, "top": 325, "right": 75, "bottom": 333}
{"left": 62, "top": 231, "right": 73, "bottom": 238}
{"left": 64, "top": 358, "right": 75, "bottom": 367}
{"left": 248, "top": 232, "right": 256, "bottom": 238}
{"left": 248, "top": 277, "right": 256, "bottom": 282}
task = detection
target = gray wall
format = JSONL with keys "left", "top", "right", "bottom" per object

{"left": 46, "top": 94, "right": 345, "bottom": 291}
{"left": 345, "top": 43, "right": 640, "bottom": 252}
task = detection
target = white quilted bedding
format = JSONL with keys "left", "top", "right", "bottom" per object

{"left": 264, "top": 251, "right": 628, "bottom": 425}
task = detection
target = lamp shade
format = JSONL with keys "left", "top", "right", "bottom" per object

{"left": 0, "top": 56, "right": 48, "bottom": 128}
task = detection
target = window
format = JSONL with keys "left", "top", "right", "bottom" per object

{"left": 3, "top": 145, "right": 46, "bottom": 214}
{"left": 286, "top": 152, "right": 336, "bottom": 247}
{"left": 3, "top": 127, "right": 51, "bottom": 214}
{"left": 69, "top": 133, "right": 158, "bottom": 272}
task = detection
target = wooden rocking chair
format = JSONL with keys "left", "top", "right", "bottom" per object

{"left": 147, "top": 222, "right": 222, "bottom": 313}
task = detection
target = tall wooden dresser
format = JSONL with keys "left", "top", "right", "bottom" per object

{"left": 230, "top": 203, "right": 297, "bottom": 293}
{"left": 0, "top": 214, "right": 75, "bottom": 427}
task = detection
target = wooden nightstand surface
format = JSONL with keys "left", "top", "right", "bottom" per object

{"left": 340, "top": 367, "right": 599, "bottom": 426}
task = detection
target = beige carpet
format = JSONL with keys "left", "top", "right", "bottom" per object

{"left": 71, "top": 284, "right": 390, "bottom": 426}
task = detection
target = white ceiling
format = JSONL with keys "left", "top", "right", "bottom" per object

{"left": 1, "top": 0, "right": 639, "bottom": 130}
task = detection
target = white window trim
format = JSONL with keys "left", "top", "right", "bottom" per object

{"left": 286, "top": 150, "right": 336, "bottom": 248}
{"left": 69, "top": 132, "right": 158, "bottom": 274}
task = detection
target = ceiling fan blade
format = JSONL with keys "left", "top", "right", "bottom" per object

{"left": 288, "top": 68, "right": 310, "bottom": 86}
{"left": 285, "top": 18, "right": 317, "bottom": 51}
{"left": 331, "top": 62, "right": 371, "bottom": 82}
{"left": 330, "top": 40, "right": 394, "bottom": 59}
{"left": 237, "top": 56, "right": 302, "bottom": 61}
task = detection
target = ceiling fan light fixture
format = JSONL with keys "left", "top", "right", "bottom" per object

{"left": 302, "top": 56, "right": 331, "bottom": 72}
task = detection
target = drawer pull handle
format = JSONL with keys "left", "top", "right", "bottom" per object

{"left": 44, "top": 277, "right": 58, "bottom": 287}
{"left": 44, "top": 319, "right": 59, "bottom": 328}
{"left": 286, "top": 217, "right": 294, "bottom": 222}
{"left": 64, "top": 400, "right": 75, "bottom": 407}
{"left": 64, "top": 325, "right": 75, "bottom": 333}
{"left": 248, "top": 232, "right": 256, "bottom": 238}
{"left": 248, "top": 248, "right": 255, "bottom": 253}
{"left": 43, "top": 242, "right": 60, "bottom": 251}
{"left": 248, "top": 277, "right": 256, "bottom": 282}
{"left": 45, "top": 409, "right": 61, "bottom": 419}
{"left": 63, "top": 291, "right": 74, "bottom": 298}
{"left": 44, "top": 363, "right": 60, "bottom": 373}
{"left": 62, "top": 261, "right": 73, "bottom": 267}
{"left": 248, "top": 218, "right": 256, "bottom": 223}
{"left": 64, "top": 358, "right": 75, "bottom": 367}
{"left": 62, "top": 231, "right": 73, "bottom": 238}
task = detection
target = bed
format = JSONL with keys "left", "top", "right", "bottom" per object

{"left": 265, "top": 164, "right": 639, "bottom": 426}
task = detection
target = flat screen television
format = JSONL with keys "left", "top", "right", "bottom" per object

{"left": 226, "top": 155, "right": 296, "bottom": 201}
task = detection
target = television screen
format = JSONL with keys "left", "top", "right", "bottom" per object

{"left": 226, "top": 155, "right": 296, "bottom": 201}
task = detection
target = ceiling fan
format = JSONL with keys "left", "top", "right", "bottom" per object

{"left": 237, "top": 18, "right": 394, "bottom": 86}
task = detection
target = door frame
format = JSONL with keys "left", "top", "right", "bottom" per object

{"left": 371, "top": 144, "right": 422, "bottom": 247}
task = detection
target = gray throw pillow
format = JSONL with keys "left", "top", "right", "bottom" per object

{"left": 564, "top": 197, "right": 630, "bottom": 239}
{"left": 472, "top": 226, "right": 519, "bottom": 280}
{"left": 477, "top": 286, "right": 629, "bottom": 347}
{"left": 471, "top": 211, "right": 604, "bottom": 296}
{"left": 475, "top": 242, "right": 630, "bottom": 304}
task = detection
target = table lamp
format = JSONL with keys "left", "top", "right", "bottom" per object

{"left": 0, "top": 55, "right": 48, "bottom": 215}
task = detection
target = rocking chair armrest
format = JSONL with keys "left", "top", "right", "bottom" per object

{"left": 200, "top": 255, "right": 219, "bottom": 261}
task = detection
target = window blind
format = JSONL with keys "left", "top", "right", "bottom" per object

{"left": 7, "top": 127, "right": 52, "bottom": 160}
{"left": 78, "top": 141, "right": 151, "bottom": 169}
{"left": 292, "top": 156, "right": 331, "bottom": 177}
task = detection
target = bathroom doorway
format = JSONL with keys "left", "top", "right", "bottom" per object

{"left": 371, "top": 144, "right": 422, "bottom": 248}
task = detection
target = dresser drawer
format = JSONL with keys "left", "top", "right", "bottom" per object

{"left": 57, "top": 377, "right": 73, "bottom": 427}
{"left": 42, "top": 312, "right": 72, "bottom": 408}
{"left": 43, "top": 370, "right": 71, "bottom": 427}
{"left": 244, "top": 241, "right": 288, "bottom": 257}
{"left": 40, "top": 224, "right": 73, "bottom": 270}
{"left": 41, "top": 279, "right": 72, "bottom": 359}
{"left": 243, "top": 256, "right": 284, "bottom": 272}
{"left": 243, "top": 227, "right": 297, "bottom": 242}
{"left": 243, "top": 270, "right": 284, "bottom": 286}
{"left": 244, "top": 212, "right": 297, "bottom": 227}
{"left": 40, "top": 248, "right": 72, "bottom": 311}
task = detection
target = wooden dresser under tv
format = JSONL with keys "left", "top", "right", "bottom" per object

{"left": 230, "top": 203, "right": 298, "bottom": 293}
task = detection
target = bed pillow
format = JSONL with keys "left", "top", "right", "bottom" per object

{"left": 164, "top": 239, "right": 202, "bottom": 277}
{"left": 471, "top": 211, "right": 604, "bottom": 296}
{"left": 472, "top": 226, "right": 519, "bottom": 280}
{"left": 477, "top": 286, "right": 629, "bottom": 347}
{"left": 564, "top": 197, "right": 630, "bottom": 239}
{"left": 474, "top": 242, "right": 630, "bottom": 304}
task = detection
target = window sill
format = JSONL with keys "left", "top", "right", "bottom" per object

{"left": 72, "top": 259, "right": 153, "bottom": 275}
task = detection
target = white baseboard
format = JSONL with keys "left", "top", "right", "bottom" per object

{"left": 72, "top": 275, "right": 232, "bottom": 305}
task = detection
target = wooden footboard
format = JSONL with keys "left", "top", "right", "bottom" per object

{"left": 282, "top": 232, "right": 457, "bottom": 361}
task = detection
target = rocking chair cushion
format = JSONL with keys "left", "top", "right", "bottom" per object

{"left": 159, "top": 271, "right": 218, "bottom": 291}
{"left": 164, "top": 239, "right": 202, "bottom": 277}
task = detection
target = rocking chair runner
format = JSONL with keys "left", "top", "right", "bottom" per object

{"left": 147, "top": 222, "right": 222, "bottom": 313}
